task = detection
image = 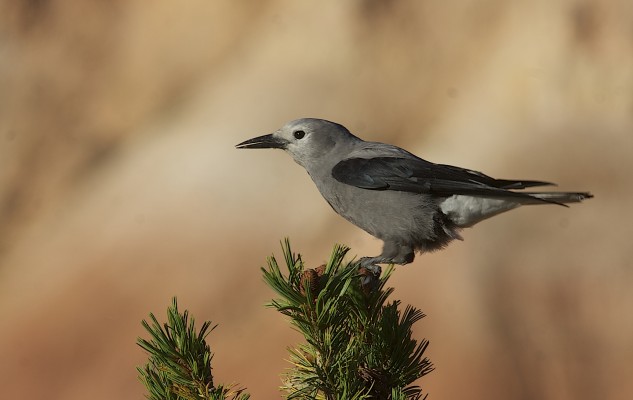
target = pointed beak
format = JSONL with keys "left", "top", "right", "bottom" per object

{"left": 235, "top": 134, "right": 286, "bottom": 149}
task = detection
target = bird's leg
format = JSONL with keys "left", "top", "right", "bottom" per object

{"left": 357, "top": 241, "right": 414, "bottom": 278}
{"left": 376, "top": 241, "right": 415, "bottom": 265}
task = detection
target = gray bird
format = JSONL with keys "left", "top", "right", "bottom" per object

{"left": 236, "top": 118, "right": 592, "bottom": 267}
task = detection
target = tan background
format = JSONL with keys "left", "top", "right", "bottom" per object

{"left": 1, "top": 1, "right": 631, "bottom": 399}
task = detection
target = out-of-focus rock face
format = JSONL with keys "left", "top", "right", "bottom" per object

{"left": 0, "top": 1, "right": 631, "bottom": 399}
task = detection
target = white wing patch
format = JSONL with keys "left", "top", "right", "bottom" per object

{"left": 440, "top": 195, "right": 521, "bottom": 227}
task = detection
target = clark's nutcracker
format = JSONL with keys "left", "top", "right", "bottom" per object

{"left": 236, "top": 118, "right": 592, "bottom": 267}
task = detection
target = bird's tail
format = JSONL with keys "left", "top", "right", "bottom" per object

{"left": 525, "top": 191, "right": 593, "bottom": 206}
{"left": 441, "top": 191, "right": 593, "bottom": 228}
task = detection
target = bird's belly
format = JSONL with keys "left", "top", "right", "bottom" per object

{"left": 318, "top": 180, "right": 437, "bottom": 241}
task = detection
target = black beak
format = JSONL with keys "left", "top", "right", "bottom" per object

{"left": 235, "top": 134, "right": 286, "bottom": 149}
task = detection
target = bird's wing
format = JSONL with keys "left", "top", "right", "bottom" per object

{"left": 331, "top": 157, "right": 558, "bottom": 202}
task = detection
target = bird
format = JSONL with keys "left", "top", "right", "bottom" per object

{"left": 236, "top": 118, "right": 592, "bottom": 268}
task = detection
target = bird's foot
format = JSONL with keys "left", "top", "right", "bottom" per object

{"left": 357, "top": 257, "right": 383, "bottom": 292}
{"left": 358, "top": 256, "right": 384, "bottom": 269}
{"left": 359, "top": 263, "right": 382, "bottom": 277}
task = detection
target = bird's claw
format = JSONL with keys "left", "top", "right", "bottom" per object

{"left": 357, "top": 261, "right": 382, "bottom": 293}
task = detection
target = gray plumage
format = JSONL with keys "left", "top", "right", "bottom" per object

{"left": 236, "top": 118, "right": 592, "bottom": 266}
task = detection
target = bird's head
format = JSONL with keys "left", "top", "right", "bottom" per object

{"left": 236, "top": 118, "right": 357, "bottom": 168}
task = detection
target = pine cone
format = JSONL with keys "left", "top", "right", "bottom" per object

{"left": 314, "top": 264, "right": 326, "bottom": 277}
{"left": 299, "top": 268, "right": 320, "bottom": 298}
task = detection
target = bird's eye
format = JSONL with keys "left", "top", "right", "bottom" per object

{"left": 293, "top": 130, "right": 305, "bottom": 139}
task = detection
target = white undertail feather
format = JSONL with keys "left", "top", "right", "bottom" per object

{"left": 439, "top": 192, "right": 591, "bottom": 228}
{"left": 440, "top": 195, "right": 520, "bottom": 227}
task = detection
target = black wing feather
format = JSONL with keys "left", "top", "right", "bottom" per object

{"left": 331, "top": 157, "right": 557, "bottom": 202}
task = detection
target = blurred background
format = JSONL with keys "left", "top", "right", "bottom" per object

{"left": 0, "top": 1, "right": 631, "bottom": 399}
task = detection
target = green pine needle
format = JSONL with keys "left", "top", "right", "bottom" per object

{"left": 137, "top": 239, "right": 432, "bottom": 400}
{"left": 137, "top": 298, "right": 249, "bottom": 400}
{"left": 263, "top": 239, "right": 433, "bottom": 399}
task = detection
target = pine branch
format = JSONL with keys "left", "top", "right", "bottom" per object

{"left": 137, "top": 298, "right": 249, "bottom": 400}
{"left": 137, "top": 240, "right": 432, "bottom": 399}
{"left": 262, "top": 239, "right": 433, "bottom": 399}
